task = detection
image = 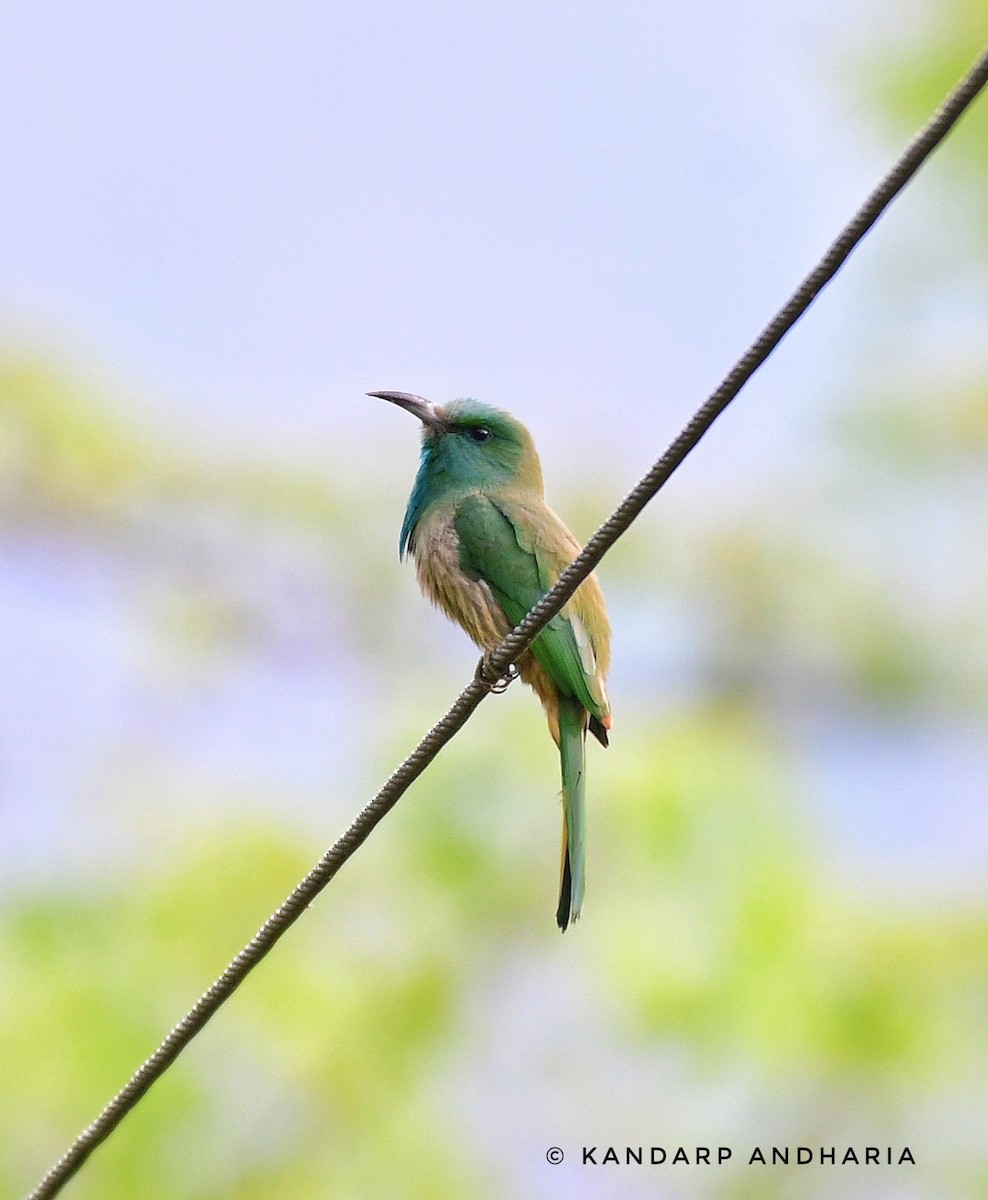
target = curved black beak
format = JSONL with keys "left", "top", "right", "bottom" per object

{"left": 368, "top": 390, "right": 444, "bottom": 431}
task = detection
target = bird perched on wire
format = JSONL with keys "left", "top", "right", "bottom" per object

{"left": 371, "top": 391, "right": 612, "bottom": 930}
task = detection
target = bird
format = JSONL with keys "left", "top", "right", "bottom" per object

{"left": 370, "top": 391, "right": 611, "bottom": 930}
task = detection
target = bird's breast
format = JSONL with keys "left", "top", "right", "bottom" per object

{"left": 411, "top": 505, "right": 510, "bottom": 650}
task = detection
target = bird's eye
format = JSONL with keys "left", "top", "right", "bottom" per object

{"left": 468, "top": 427, "right": 491, "bottom": 443}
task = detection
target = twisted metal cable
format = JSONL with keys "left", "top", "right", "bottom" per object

{"left": 26, "top": 40, "right": 988, "bottom": 1200}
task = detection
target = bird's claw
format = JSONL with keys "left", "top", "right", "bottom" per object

{"left": 475, "top": 654, "right": 518, "bottom": 694}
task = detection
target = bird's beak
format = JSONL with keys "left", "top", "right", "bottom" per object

{"left": 368, "top": 390, "right": 445, "bottom": 432}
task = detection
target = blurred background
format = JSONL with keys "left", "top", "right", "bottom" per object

{"left": 2, "top": 2, "right": 987, "bottom": 1197}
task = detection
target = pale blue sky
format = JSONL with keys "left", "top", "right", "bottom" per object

{"left": 1, "top": 0, "right": 895, "bottom": 488}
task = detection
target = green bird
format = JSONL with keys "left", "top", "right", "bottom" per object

{"left": 371, "top": 391, "right": 612, "bottom": 930}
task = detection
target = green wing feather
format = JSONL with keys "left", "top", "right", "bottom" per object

{"left": 453, "top": 493, "right": 606, "bottom": 721}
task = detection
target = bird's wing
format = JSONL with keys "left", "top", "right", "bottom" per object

{"left": 453, "top": 492, "right": 607, "bottom": 720}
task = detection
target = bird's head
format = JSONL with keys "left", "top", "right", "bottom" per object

{"left": 369, "top": 391, "right": 544, "bottom": 496}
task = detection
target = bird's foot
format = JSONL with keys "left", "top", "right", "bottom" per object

{"left": 475, "top": 653, "right": 519, "bottom": 694}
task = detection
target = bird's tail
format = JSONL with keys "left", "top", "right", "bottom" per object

{"left": 556, "top": 696, "right": 587, "bottom": 931}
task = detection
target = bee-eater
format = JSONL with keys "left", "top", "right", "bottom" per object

{"left": 371, "top": 391, "right": 612, "bottom": 930}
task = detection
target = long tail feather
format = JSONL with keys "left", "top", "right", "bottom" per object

{"left": 556, "top": 697, "right": 587, "bottom": 931}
